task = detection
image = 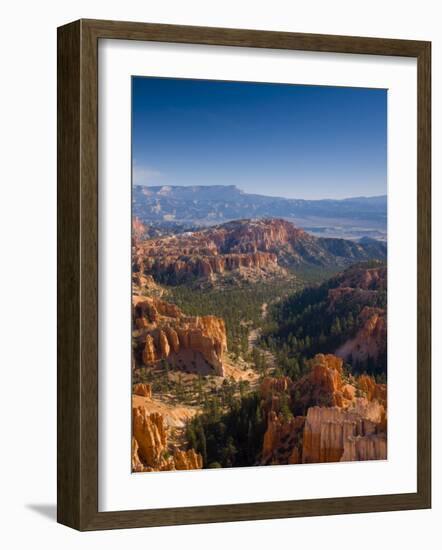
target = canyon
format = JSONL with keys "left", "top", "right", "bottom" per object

{"left": 132, "top": 352, "right": 387, "bottom": 472}
{"left": 131, "top": 216, "right": 388, "bottom": 473}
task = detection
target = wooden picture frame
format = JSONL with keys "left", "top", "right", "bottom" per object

{"left": 57, "top": 19, "right": 431, "bottom": 531}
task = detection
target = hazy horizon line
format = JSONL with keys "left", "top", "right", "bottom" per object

{"left": 133, "top": 183, "right": 386, "bottom": 202}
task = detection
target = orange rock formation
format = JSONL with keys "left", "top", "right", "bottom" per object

{"left": 328, "top": 265, "right": 387, "bottom": 364}
{"left": 133, "top": 295, "right": 227, "bottom": 376}
{"left": 292, "top": 354, "right": 352, "bottom": 411}
{"left": 302, "top": 404, "right": 383, "bottom": 463}
{"left": 133, "top": 382, "right": 152, "bottom": 398}
{"left": 336, "top": 306, "right": 387, "bottom": 363}
{"left": 341, "top": 433, "right": 387, "bottom": 462}
{"left": 132, "top": 405, "right": 203, "bottom": 472}
{"left": 133, "top": 219, "right": 316, "bottom": 285}
{"left": 260, "top": 354, "right": 387, "bottom": 465}
{"left": 262, "top": 410, "right": 305, "bottom": 465}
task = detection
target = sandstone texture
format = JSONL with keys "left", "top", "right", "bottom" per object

{"left": 302, "top": 404, "right": 382, "bottom": 463}
{"left": 260, "top": 353, "right": 387, "bottom": 466}
{"left": 133, "top": 382, "right": 152, "bottom": 398}
{"left": 261, "top": 410, "right": 305, "bottom": 465}
{"left": 341, "top": 433, "right": 387, "bottom": 462}
{"left": 327, "top": 265, "right": 387, "bottom": 364}
{"left": 132, "top": 407, "right": 168, "bottom": 469}
{"left": 133, "top": 295, "right": 227, "bottom": 376}
{"left": 132, "top": 399, "right": 203, "bottom": 473}
{"left": 291, "top": 354, "right": 352, "bottom": 411}
{"left": 336, "top": 306, "right": 387, "bottom": 364}
{"left": 132, "top": 218, "right": 385, "bottom": 286}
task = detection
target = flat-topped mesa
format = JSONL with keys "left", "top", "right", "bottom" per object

{"left": 133, "top": 295, "right": 227, "bottom": 376}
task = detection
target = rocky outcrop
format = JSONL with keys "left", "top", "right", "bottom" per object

{"left": 325, "top": 265, "right": 387, "bottom": 365}
{"left": 291, "top": 354, "right": 353, "bottom": 413}
{"left": 134, "top": 220, "right": 289, "bottom": 285}
{"left": 296, "top": 355, "right": 387, "bottom": 464}
{"left": 132, "top": 272, "right": 164, "bottom": 298}
{"left": 260, "top": 376, "right": 294, "bottom": 421}
{"left": 132, "top": 217, "right": 146, "bottom": 241}
{"left": 327, "top": 265, "right": 386, "bottom": 306}
{"left": 260, "top": 376, "right": 292, "bottom": 400}
{"left": 336, "top": 306, "right": 387, "bottom": 364}
{"left": 261, "top": 410, "right": 305, "bottom": 465}
{"left": 133, "top": 294, "right": 182, "bottom": 320}
{"left": 341, "top": 433, "right": 387, "bottom": 462}
{"left": 132, "top": 405, "right": 203, "bottom": 472}
{"left": 173, "top": 448, "right": 203, "bottom": 470}
{"left": 143, "top": 251, "right": 282, "bottom": 284}
{"left": 133, "top": 295, "right": 227, "bottom": 376}
{"left": 132, "top": 407, "right": 168, "bottom": 469}
{"left": 259, "top": 354, "right": 387, "bottom": 465}
{"left": 131, "top": 437, "right": 145, "bottom": 472}
{"left": 133, "top": 383, "right": 152, "bottom": 398}
{"left": 358, "top": 374, "right": 387, "bottom": 407}
{"left": 335, "top": 265, "right": 387, "bottom": 291}
{"left": 327, "top": 287, "right": 381, "bottom": 309}
{"left": 302, "top": 404, "right": 384, "bottom": 463}
{"left": 133, "top": 219, "right": 386, "bottom": 286}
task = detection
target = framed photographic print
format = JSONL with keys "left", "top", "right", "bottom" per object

{"left": 57, "top": 19, "right": 431, "bottom": 531}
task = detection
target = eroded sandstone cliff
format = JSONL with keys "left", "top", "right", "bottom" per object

{"left": 336, "top": 306, "right": 387, "bottom": 364}
{"left": 329, "top": 265, "right": 387, "bottom": 364}
{"left": 259, "top": 354, "right": 387, "bottom": 466}
{"left": 131, "top": 384, "right": 203, "bottom": 473}
{"left": 133, "top": 218, "right": 386, "bottom": 286}
{"left": 133, "top": 295, "right": 227, "bottom": 375}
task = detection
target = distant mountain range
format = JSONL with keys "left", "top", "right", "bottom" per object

{"left": 132, "top": 185, "right": 387, "bottom": 240}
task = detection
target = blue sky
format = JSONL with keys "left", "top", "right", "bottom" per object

{"left": 132, "top": 77, "right": 387, "bottom": 200}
